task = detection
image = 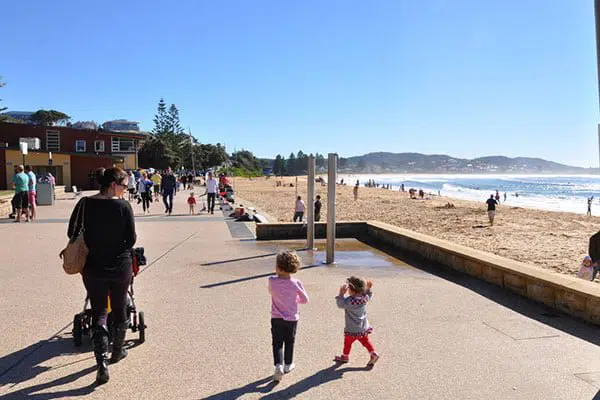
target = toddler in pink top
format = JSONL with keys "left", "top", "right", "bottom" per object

{"left": 268, "top": 251, "right": 309, "bottom": 382}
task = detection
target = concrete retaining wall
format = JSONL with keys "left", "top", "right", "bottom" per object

{"left": 256, "top": 221, "right": 600, "bottom": 325}
{"left": 255, "top": 221, "right": 367, "bottom": 241}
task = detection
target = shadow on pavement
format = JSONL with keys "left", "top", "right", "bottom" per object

{"left": 259, "top": 363, "right": 369, "bottom": 399}
{"left": 0, "top": 335, "right": 96, "bottom": 399}
{"left": 202, "top": 376, "right": 278, "bottom": 399}
{"left": 200, "top": 263, "right": 323, "bottom": 289}
{"left": 363, "top": 237, "right": 600, "bottom": 347}
{"left": 201, "top": 248, "right": 309, "bottom": 266}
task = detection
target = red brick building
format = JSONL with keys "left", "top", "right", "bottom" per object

{"left": 0, "top": 122, "right": 147, "bottom": 190}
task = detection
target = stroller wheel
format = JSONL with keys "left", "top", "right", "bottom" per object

{"left": 73, "top": 314, "right": 83, "bottom": 347}
{"left": 138, "top": 312, "right": 146, "bottom": 344}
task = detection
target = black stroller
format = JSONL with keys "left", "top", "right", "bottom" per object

{"left": 72, "top": 248, "right": 147, "bottom": 346}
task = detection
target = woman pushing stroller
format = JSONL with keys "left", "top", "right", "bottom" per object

{"left": 67, "top": 167, "right": 137, "bottom": 385}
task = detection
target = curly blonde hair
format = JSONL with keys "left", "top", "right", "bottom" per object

{"left": 347, "top": 276, "right": 367, "bottom": 294}
{"left": 276, "top": 250, "right": 301, "bottom": 273}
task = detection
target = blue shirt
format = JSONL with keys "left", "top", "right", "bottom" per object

{"left": 27, "top": 171, "right": 37, "bottom": 192}
{"left": 12, "top": 172, "right": 29, "bottom": 193}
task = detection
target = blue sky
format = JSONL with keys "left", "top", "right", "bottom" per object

{"left": 1, "top": 1, "right": 598, "bottom": 167}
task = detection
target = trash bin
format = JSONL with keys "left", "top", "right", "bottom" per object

{"left": 37, "top": 182, "right": 54, "bottom": 206}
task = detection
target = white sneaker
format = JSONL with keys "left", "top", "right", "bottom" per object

{"left": 273, "top": 365, "right": 284, "bottom": 382}
{"left": 284, "top": 363, "right": 295, "bottom": 374}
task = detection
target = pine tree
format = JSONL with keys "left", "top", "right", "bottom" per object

{"left": 152, "top": 98, "right": 169, "bottom": 135}
{"left": 167, "top": 104, "right": 184, "bottom": 135}
{"left": 288, "top": 152, "right": 297, "bottom": 175}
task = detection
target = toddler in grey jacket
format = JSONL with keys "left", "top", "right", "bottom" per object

{"left": 334, "top": 276, "right": 379, "bottom": 366}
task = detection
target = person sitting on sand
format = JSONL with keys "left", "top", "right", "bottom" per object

{"left": 486, "top": 194, "right": 498, "bottom": 226}
{"left": 577, "top": 256, "right": 594, "bottom": 281}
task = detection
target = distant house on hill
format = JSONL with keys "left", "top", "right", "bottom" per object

{"left": 102, "top": 119, "right": 140, "bottom": 132}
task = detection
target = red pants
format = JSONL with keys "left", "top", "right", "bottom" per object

{"left": 343, "top": 334, "right": 375, "bottom": 356}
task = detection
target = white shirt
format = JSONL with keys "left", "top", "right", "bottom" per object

{"left": 295, "top": 199, "right": 305, "bottom": 212}
{"left": 206, "top": 178, "right": 218, "bottom": 193}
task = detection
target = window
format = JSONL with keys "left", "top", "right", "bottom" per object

{"left": 75, "top": 140, "right": 86, "bottom": 152}
{"left": 94, "top": 140, "right": 105, "bottom": 152}
{"left": 111, "top": 137, "right": 136, "bottom": 153}
{"left": 46, "top": 130, "right": 60, "bottom": 151}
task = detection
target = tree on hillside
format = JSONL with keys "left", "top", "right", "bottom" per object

{"left": 273, "top": 154, "right": 285, "bottom": 175}
{"left": 287, "top": 152, "right": 297, "bottom": 175}
{"left": 30, "top": 109, "right": 71, "bottom": 126}
{"left": 296, "top": 150, "right": 308, "bottom": 175}
{"left": 231, "top": 150, "right": 261, "bottom": 172}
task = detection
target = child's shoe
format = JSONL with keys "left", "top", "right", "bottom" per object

{"left": 273, "top": 364, "right": 284, "bottom": 382}
{"left": 284, "top": 363, "right": 295, "bottom": 373}
{"left": 367, "top": 352, "right": 379, "bottom": 367}
{"left": 334, "top": 355, "right": 349, "bottom": 363}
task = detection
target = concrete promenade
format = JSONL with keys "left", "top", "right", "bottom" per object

{"left": 2, "top": 191, "right": 600, "bottom": 399}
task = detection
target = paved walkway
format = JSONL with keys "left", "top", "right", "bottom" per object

{"left": 2, "top": 191, "right": 600, "bottom": 399}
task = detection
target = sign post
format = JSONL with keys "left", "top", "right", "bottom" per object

{"left": 19, "top": 142, "right": 28, "bottom": 166}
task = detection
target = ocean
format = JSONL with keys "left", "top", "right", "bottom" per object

{"left": 339, "top": 174, "right": 600, "bottom": 216}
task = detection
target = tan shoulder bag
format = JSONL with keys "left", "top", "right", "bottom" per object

{"left": 60, "top": 199, "right": 89, "bottom": 275}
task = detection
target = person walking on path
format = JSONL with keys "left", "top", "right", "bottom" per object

{"left": 161, "top": 167, "right": 177, "bottom": 215}
{"left": 314, "top": 195, "right": 322, "bottom": 222}
{"left": 67, "top": 167, "right": 136, "bottom": 385}
{"left": 205, "top": 172, "right": 218, "bottom": 215}
{"left": 137, "top": 172, "right": 153, "bottom": 215}
{"left": 334, "top": 276, "right": 379, "bottom": 366}
{"left": 151, "top": 172, "right": 162, "bottom": 202}
{"left": 12, "top": 165, "right": 30, "bottom": 223}
{"left": 486, "top": 194, "right": 498, "bottom": 226}
{"left": 268, "top": 251, "right": 309, "bottom": 382}
{"left": 25, "top": 165, "right": 37, "bottom": 221}
{"left": 293, "top": 196, "right": 305, "bottom": 222}
{"left": 127, "top": 171, "right": 136, "bottom": 201}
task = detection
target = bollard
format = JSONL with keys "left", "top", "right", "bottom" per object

{"left": 307, "top": 155, "right": 315, "bottom": 250}
{"left": 326, "top": 153, "right": 337, "bottom": 264}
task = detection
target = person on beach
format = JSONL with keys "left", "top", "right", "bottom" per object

{"left": 588, "top": 197, "right": 593, "bottom": 216}
{"left": 206, "top": 172, "right": 218, "bottom": 215}
{"left": 495, "top": 190, "right": 501, "bottom": 204}
{"left": 577, "top": 256, "right": 594, "bottom": 281}
{"left": 187, "top": 192, "right": 196, "bottom": 215}
{"left": 486, "top": 194, "right": 498, "bottom": 226}
{"left": 589, "top": 232, "right": 600, "bottom": 280}
{"left": 353, "top": 183, "right": 359, "bottom": 201}
{"left": 67, "top": 167, "right": 137, "bottom": 385}
{"left": 25, "top": 165, "right": 37, "bottom": 221}
{"left": 162, "top": 167, "right": 177, "bottom": 215}
{"left": 401, "top": 183, "right": 405, "bottom": 192}
{"left": 268, "top": 251, "right": 309, "bottom": 382}
{"left": 293, "top": 196, "right": 305, "bottom": 222}
{"left": 314, "top": 195, "right": 322, "bottom": 222}
{"left": 504, "top": 192, "right": 507, "bottom": 202}
{"left": 334, "top": 276, "right": 379, "bottom": 366}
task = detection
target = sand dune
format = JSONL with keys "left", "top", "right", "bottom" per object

{"left": 232, "top": 176, "right": 599, "bottom": 277}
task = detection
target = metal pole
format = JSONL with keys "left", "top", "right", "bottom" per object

{"left": 307, "top": 155, "right": 315, "bottom": 250}
{"left": 326, "top": 153, "right": 337, "bottom": 264}
{"left": 189, "top": 127, "right": 196, "bottom": 173}
{"left": 595, "top": 0, "right": 600, "bottom": 170}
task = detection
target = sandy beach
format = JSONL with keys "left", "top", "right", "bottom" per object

{"left": 232, "top": 176, "right": 599, "bottom": 277}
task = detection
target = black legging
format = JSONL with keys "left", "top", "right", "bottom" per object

{"left": 207, "top": 193, "right": 216, "bottom": 213}
{"left": 141, "top": 192, "right": 151, "bottom": 212}
{"left": 83, "top": 268, "right": 132, "bottom": 326}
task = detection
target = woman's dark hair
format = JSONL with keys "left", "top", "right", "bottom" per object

{"left": 96, "top": 167, "right": 128, "bottom": 192}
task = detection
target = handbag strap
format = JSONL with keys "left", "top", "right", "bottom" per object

{"left": 75, "top": 198, "right": 86, "bottom": 234}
